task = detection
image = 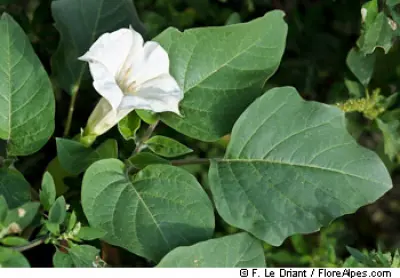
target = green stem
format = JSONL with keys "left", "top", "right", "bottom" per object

{"left": 171, "top": 158, "right": 212, "bottom": 166}
{"left": 132, "top": 120, "right": 160, "bottom": 155}
{"left": 10, "top": 235, "right": 49, "bottom": 252}
{"left": 63, "top": 88, "right": 79, "bottom": 137}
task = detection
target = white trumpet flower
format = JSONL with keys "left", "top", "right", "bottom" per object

{"left": 79, "top": 27, "right": 183, "bottom": 138}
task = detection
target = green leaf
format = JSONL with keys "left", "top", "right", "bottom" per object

{"left": 82, "top": 159, "right": 215, "bottom": 262}
{"left": 45, "top": 222, "right": 60, "bottom": 235}
{"left": 209, "top": 86, "right": 392, "bottom": 246}
{"left": 358, "top": 12, "right": 395, "bottom": 55}
{"left": 387, "top": 0, "right": 400, "bottom": 7}
{"left": 53, "top": 249, "right": 74, "bottom": 268}
{"left": 346, "top": 247, "right": 375, "bottom": 267}
{"left": 344, "top": 78, "right": 364, "bottom": 98}
{"left": 57, "top": 138, "right": 118, "bottom": 175}
{"left": 154, "top": 27, "right": 182, "bottom": 52}
{"left": 51, "top": 0, "right": 145, "bottom": 94}
{"left": 0, "top": 13, "right": 55, "bottom": 156}
{"left": 156, "top": 11, "right": 288, "bottom": 141}
{"left": 346, "top": 48, "right": 376, "bottom": 86}
{"left": 136, "top": 109, "right": 159, "bottom": 125}
{"left": 46, "top": 157, "right": 70, "bottom": 195}
{"left": 376, "top": 118, "right": 400, "bottom": 161}
{"left": 76, "top": 227, "right": 106, "bottom": 241}
{"left": 361, "top": 0, "right": 378, "bottom": 28}
{"left": 67, "top": 211, "right": 77, "bottom": 232}
{"left": 5, "top": 202, "right": 40, "bottom": 231}
{"left": 225, "top": 12, "right": 242, "bottom": 25}
{"left": 40, "top": 172, "right": 56, "bottom": 211}
{"left": 0, "top": 169, "right": 30, "bottom": 209}
{"left": 0, "top": 247, "right": 30, "bottom": 267}
{"left": 0, "top": 196, "right": 7, "bottom": 223}
{"left": 127, "top": 152, "right": 170, "bottom": 169}
{"left": 49, "top": 196, "right": 66, "bottom": 225}
{"left": 68, "top": 244, "right": 100, "bottom": 267}
{"left": 387, "top": 1, "right": 400, "bottom": 31}
{"left": 0, "top": 236, "right": 29, "bottom": 246}
{"left": 118, "top": 112, "right": 141, "bottom": 141}
{"left": 145, "top": 136, "right": 193, "bottom": 158}
{"left": 157, "top": 233, "right": 265, "bottom": 267}
{"left": 391, "top": 250, "right": 400, "bottom": 267}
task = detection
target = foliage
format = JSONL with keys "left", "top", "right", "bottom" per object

{"left": 0, "top": 0, "right": 399, "bottom": 268}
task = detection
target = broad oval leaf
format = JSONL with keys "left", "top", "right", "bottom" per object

{"left": 346, "top": 48, "right": 376, "bottom": 87}
{"left": 40, "top": 172, "right": 56, "bottom": 211}
{"left": 53, "top": 249, "right": 74, "bottom": 268}
{"left": 5, "top": 202, "right": 40, "bottom": 231}
{"left": 145, "top": 135, "right": 193, "bottom": 158}
{"left": 0, "top": 169, "right": 30, "bottom": 209}
{"left": 0, "top": 247, "right": 30, "bottom": 267}
{"left": 156, "top": 11, "right": 288, "bottom": 141}
{"left": 68, "top": 244, "right": 100, "bottom": 267}
{"left": 51, "top": 0, "right": 145, "bottom": 94}
{"left": 209, "top": 86, "right": 392, "bottom": 246}
{"left": 0, "top": 14, "right": 55, "bottom": 156}
{"left": 48, "top": 196, "right": 66, "bottom": 225}
{"left": 82, "top": 159, "right": 215, "bottom": 262}
{"left": 157, "top": 232, "right": 265, "bottom": 267}
{"left": 0, "top": 236, "right": 29, "bottom": 247}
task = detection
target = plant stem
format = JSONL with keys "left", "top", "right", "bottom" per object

{"left": 63, "top": 88, "right": 79, "bottom": 137}
{"left": 132, "top": 120, "right": 159, "bottom": 155}
{"left": 11, "top": 235, "right": 48, "bottom": 252}
{"left": 171, "top": 158, "right": 212, "bottom": 166}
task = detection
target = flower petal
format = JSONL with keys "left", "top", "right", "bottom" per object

{"left": 125, "top": 41, "right": 171, "bottom": 86}
{"left": 78, "top": 28, "right": 139, "bottom": 77}
{"left": 86, "top": 98, "right": 132, "bottom": 136}
{"left": 119, "top": 74, "right": 183, "bottom": 115}
{"left": 88, "top": 61, "right": 124, "bottom": 110}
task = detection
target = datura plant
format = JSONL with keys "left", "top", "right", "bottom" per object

{"left": 0, "top": 0, "right": 396, "bottom": 268}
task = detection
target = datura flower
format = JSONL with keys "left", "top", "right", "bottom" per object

{"left": 79, "top": 27, "right": 183, "bottom": 140}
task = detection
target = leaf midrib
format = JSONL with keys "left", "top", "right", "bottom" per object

{"left": 182, "top": 19, "right": 274, "bottom": 94}
{"left": 217, "top": 158, "right": 390, "bottom": 187}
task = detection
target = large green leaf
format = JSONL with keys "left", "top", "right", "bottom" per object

{"left": 0, "top": 247, "right": 30, "bottom": 267}
{"left": 0, "top": 14, "right": 55, "bottom": 156}
{"left": 209, "top": 87, "right": 392, "bottom": 246}
{"left": 157, "top": 233, "right": 265, "bottom": 267}
{"left": 0, "top": 169, "right": 30, "bottom": 209}
{"left": 156, "top": 11, "right": 287, "bottom": 141}
{"left": 56, "top": 138, "right": 118, "bottom": 175}
{"left": 82, "top": 159, "right": 215, "bottom": 262}
{"left": 51, "top": 0, "right": 145, "bottom": 94}
{"left": 5, "top": 202, "right": 40, "bottom": 231}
